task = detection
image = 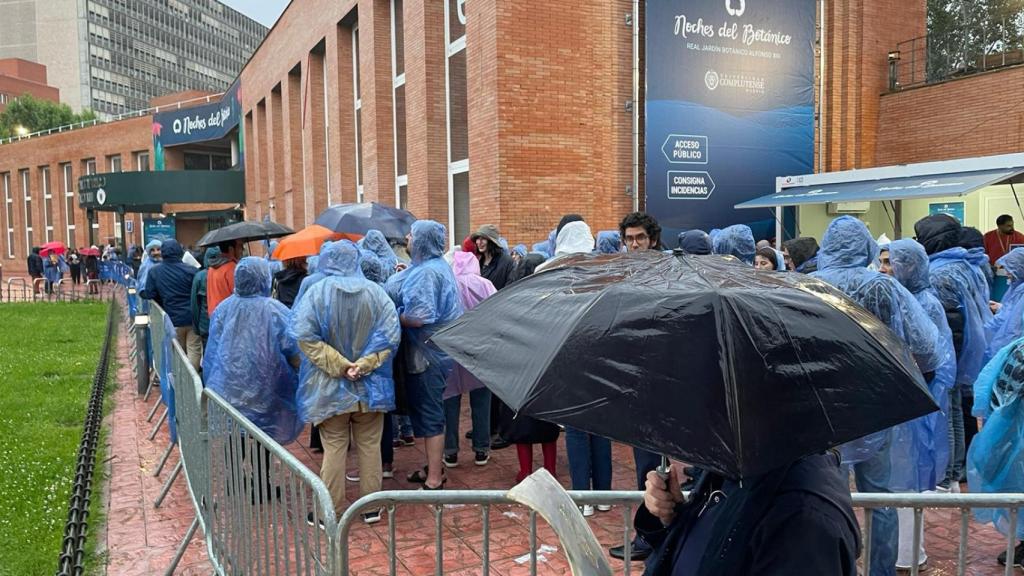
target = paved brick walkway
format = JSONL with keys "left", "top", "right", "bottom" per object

{"left": 94, "top": 308, "right": 1016, "bottom": 575}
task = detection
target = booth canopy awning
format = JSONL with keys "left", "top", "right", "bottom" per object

{"left": 736, "top": 167, "right": 1024, "bottom": 209}
{"left": 78, "top": 170, "right": 245, "bottom": 211}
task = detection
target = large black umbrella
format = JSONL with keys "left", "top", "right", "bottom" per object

{"left": 432, "top": 250, "right": 938, "bottom": 479}
{"left": 314, "top": 202, "right": 416, "bottom": 240}
{"left": 196, "top": 221, "right": 294, "bottom": 247}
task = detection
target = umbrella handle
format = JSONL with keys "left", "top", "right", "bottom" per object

{"left": 656, "top": 455, "right": 671, "bottom": 481}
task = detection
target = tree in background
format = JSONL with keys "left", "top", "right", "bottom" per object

{"left": 927, "top": 0, "right": 1024, "bottom": 81}
{"left": 0, "top": 94, "right": 97, "bottom": 138}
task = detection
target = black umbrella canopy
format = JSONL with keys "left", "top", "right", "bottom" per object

{"left": 314, "top": 202, "right": 417, "bottom": 240}
{"left": 432, "top": 250, "right": 938, "bottom": 479}
{"left": 196, "top": 221, "right": 294, "bottom": 247}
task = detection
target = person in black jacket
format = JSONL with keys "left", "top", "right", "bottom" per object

{"left": 638, "top": 451, "right": 860, "bottom": 576}
{"left": 27, "top": 247, "right": 43, "bottom": 294}
{"left": 140, "top": 239, "right": 201, "bottom": 370}
{"left": 272, "top": 257, "right": 308, "bottom": 309}
{"left": 471, "top": 224, "right": 515, "bottom": 291}
{"left": 784, "top": 237, "right": 820, "bottom": 273}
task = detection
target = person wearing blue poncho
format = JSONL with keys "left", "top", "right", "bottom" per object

{"left": 595, "top": 231, "right": 622, "bottom": 254}
{"left": 967, "top": 324, "right": 1024, "bottom": 567}
{"left": 292, "top": 240, "right": 400, "bottom": 522}
{"left": 136, "top": 239, "right": 162, "bottom": 313}
{"left": 359, "top": 229, "right": 399, "bottom": 280}
{"left": 205, "top": 257, "right": 302, "bottom": 445}
{"left": 293, "top": 241, "right": 335, "bottom": 306}
{"left": 884, "top": 239, "right": 957, "bottom": 570}
{"left": 811, "top": 216, "right": 940, "bottom": 576}
{"left": 712, "top": 224, "right": 756, "bottom": 265}
{"left": 986, "top": 248, "right": 1024, "bottom": 364}
{"left": 677, "top": 230, "right": 712, "bottom": 255}
{"left": 384, "top": 220, "right": 462, "bottom": 491}
{"left": 914, "top": 214, "right": 992, "bottom": 491}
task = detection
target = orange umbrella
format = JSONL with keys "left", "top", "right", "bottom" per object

{"left": 272, "top": 225, "right": 361, "bottom": 261}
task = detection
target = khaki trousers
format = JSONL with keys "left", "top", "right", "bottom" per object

{"left": 319, "top": 411, "right": 384, "bottom": 515}
{"left": 174, "top": 326, "right": 203, "bottom": 371}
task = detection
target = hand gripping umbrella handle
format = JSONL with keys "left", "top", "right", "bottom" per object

{"left": 656, "top": 455, "right": 671, "bottom": 481}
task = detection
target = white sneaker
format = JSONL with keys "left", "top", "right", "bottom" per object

{"left": 597, "top": 504, "right": 612, "bottom": 512}
{"left": 581, "top": 505, "right": 595, "bottom": 517}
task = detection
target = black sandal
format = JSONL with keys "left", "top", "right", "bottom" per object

{"left": 406, "top": 466, "right": 429, "bottom": 484}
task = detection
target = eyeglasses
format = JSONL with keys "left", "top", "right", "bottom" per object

{"left": 624, "top": 233, "right": 649, "bottom": 244}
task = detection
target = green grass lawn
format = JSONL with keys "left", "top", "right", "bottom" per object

{"left": 0, "top": 301, "right": 111, "bottom": 576}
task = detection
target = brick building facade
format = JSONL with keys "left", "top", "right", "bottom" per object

{"left": 0, "top": 0, "right": 1019, "bottom": 278}
{"left": 0, "top": 59, "right": 60, "bottom": 112}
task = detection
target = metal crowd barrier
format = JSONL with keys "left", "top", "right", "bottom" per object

{"left": 6, "top": 277, "right": 29, "bottom": 302}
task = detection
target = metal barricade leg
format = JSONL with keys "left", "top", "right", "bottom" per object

{"left": 163, "top": 516, "right": 199, "bottom": 576}
{"left": 149, "top": 406, "right": 168, "bottom": 440}
{"left": 154, "top": 460, "right": 182, "bottom": 508}
{"left": 153, "top": 440, "right": 177, "bottom": 477}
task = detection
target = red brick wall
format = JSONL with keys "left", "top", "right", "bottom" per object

{"left": 0, "top": 116, "right": 152, "bottom": 277}
{"left": 876, "top": 65, "right": 1024, "bottom": 165}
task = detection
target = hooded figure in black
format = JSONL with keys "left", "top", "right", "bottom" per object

{"left": 783, "top": 237, "right": 819, "bottom": 273}
{"left": 139, "top": 239, "right": 199, "bottom": 328}
{"left": 677, "top": 230, "right": 712, "bottom": 255}
{"left": 636, "top": 452, "right": 860, "bottom": 576}
{"left": 27, "top": 247, "right": 43, "bottom": 280}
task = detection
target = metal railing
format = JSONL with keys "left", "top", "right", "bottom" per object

{"left": 0, "top": 91, "right": 224, "bottom": 146}
{"left": 891, "top": 21, "right": 1024, "bottom": 90}
{"left": 6, "top": 277, "right": 29, "bottom": 302}
{"left": 138, "top": 288, "right": 1024, "bottom": 575}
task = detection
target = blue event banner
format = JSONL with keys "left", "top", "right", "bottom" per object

{"left": 645, "top": 0, "right": 816, "bottom": 244}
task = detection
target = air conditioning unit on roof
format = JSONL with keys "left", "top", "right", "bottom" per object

{"left": 827, "top": 201, "right": 870, "bottom": 215}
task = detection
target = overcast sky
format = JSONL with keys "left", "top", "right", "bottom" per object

{"left": 219, "top": 0, "right": 291, "bottom": 28}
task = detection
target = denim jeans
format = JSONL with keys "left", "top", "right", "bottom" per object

{"left": 944, "top": 389, "right": 965, "bottom": 485}
{"left": 444, "top": 387, "right": 492, "bottom": 455}
{"left": 847, "top": 433, "right": 896, "bottom": 576}
{"left": 633, "top": 447, "right": 661, "bottom": 490}
{"left": 392, "top": 414, "right": 413, "bottom": 439}
{"left": 565, "top": 427, "right": 612, "bottom": 491}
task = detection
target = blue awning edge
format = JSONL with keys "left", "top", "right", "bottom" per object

{"left": 736, "top": 167, "right": 1024, "bottom": 209}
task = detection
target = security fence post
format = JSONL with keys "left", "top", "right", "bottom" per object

{"left": 135, "top": 314, "right": 150, "bottom": 395}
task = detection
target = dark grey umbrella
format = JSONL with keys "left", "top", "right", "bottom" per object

{"left": 314, "top": 202, "right": 417, "bottom": 240}
{"left": 432, "top": 250, "right": 938, "bottom": 479}
{"left": 196, "top": 221, "right": 294, "bottom": 247}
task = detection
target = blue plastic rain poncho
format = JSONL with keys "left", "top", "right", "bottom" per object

{"left": 712, "top": 224, "right": 756, "bottom": 264}
{"left": 531, "top": 242, "right": 551, "bottom": 258}
{"left": 811, "top": 217, "right": 941, "bottom": 465}
{"left": 928, "top": 247, "right": 992, "bottom": 388}
{"left": 42, "top": 254, "right": 68, "bottom": 285}
{"left": 512, "top": 244, "right": 528, "bottom": 259}
{"left": 887, "top": 239, "right": 957, "bottom": 491}
{"left": 291, "top": 241, "right": 401, "bottom": 423}
{"left": 293, "top": 241, "right": 335, "bottom": 307}
{"left": 358, "top": 248, "right": 387, "bottom": 285}
{"left": 264, "top": 240, "right": 284, "bottom": 275}
{"left": 678, "top": 230, "right": 712, "bottom": 255}
{"left": 986, "top": 248, "right": 1024, "bottom": 363}
{"left": 136, "top": 239, "right": 163, "bottom": 311}
{"left": 596, "top": 231, "right": 622, "bottom": 254}
{"left": 204, "top": 258, "right": 302, "bottom": 444}
{"left": 358, "top": 229, "right": 399, "bottom": 280}
{"left": 384, "top": 220, "right": 463, "bottom": 376}
{"left": 158, "top": 310, "right": 177, "bottom": 442}
{"left": 967, "top": 332, "right": 1024, "bottom": 539}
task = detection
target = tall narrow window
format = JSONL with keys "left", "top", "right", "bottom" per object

{"left": 391, "top": 0, "right": 408, "bottom": 209}
{"left": 136, "top": 151, "right": 150, "bottom": 171}
{"left": 109, "top": 155, "right": 122, "bottom": 172}
{"left": 41, "top": 166, "right": 53, "bottom": 242}
{"left": 445, "top": 0, "right": 469, "bottom": 244}
{"left": 21, "top": 169, "right": 32, "bottom": 250}
{"left": 3, "top": 173, "right": 12, "bottom": 258}
{"left": 63, "top": 164, "right": 75, "bottom": 246}
{"left": 353, "top": 24, "right": 363, "bottom": 203}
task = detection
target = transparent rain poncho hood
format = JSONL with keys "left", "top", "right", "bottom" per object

{"left": 293, "top": 241, "right": 336, "bottom": 307}
{"left": 452, "top": 250, "right": 497, "bottom": 311}
{"left": 359, "top": 248, "right": 387, "bottom": 285}
{"left": 554, "top": 221, "right": 595, "bottom": 256}
{"left": 137, "top": 238, "right": 163, "bottom": 290}
{"left": 812, "top": 217, "right": 941, "bottom": 465}
{"left": 595, "top": 231, "right": 622, "bottom": 254}
{"left": 968, "top": 333, "right": 1024, "bottom": 539}
{"left": 928, "top": 246, "right": 992, "bottom": 387}
{"left": 291, "top": 241, "right": 401, "bottom": 423}
{"left": 986, "top": 248, "right": 1024, "bottom": 363}
{"left": 203, "top": 257, "right": 302, "bottom": 444}
{"left": 712, "top": 224, "right": 756, "bottom": 264}
{"left": 385, "top": 220, "right": 463, "bottom": 375}
{"left": 359, "top": 229, "right": 399, "bottom": 279}
{"left": 888, "top": 239, "right": 956, "bottom": 491}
